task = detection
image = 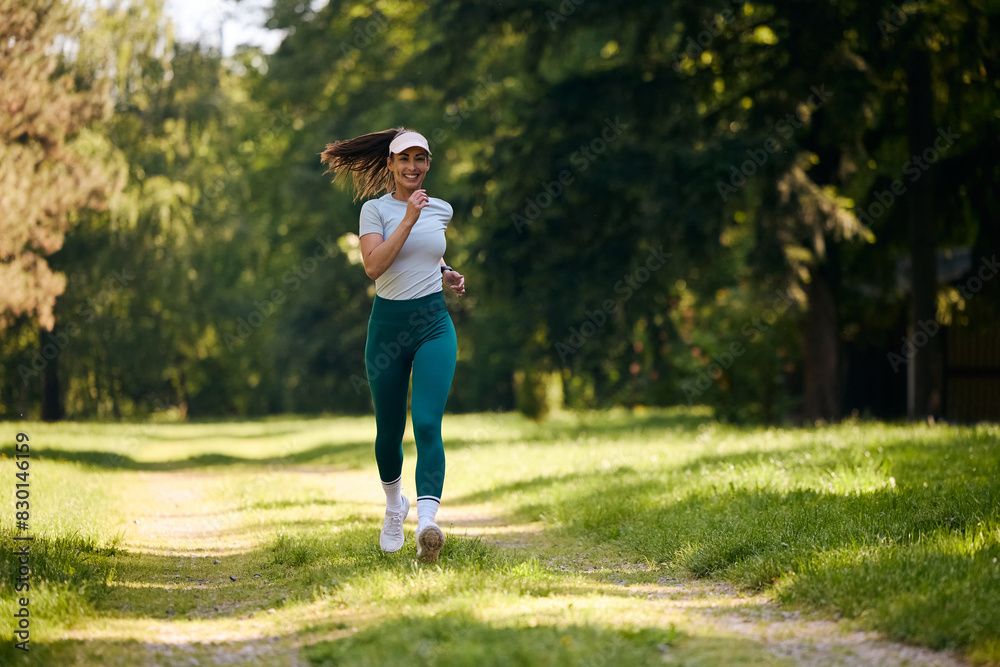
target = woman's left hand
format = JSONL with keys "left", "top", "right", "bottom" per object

{"left": 443, "top": 270, "right": 465, "bottom": 297}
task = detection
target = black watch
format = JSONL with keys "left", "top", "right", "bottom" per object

{"left": 441, "top": 265, "right": 453, "bottom": 274}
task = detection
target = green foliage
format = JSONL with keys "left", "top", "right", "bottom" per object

{"left": 670, "top": 279, "right": 801, "bottom": 421}
{"left": 0, "top": 0, "right": 120, "bottom": 331}
{"left": 2, "top": 0, "right": 1000, "bottom": 422}
{"left": 513, "top": 369, "right": 563, "bottom": 421}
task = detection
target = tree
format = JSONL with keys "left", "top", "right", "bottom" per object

{"left": 0, "top": 0, "right": 119, "bottom": 333}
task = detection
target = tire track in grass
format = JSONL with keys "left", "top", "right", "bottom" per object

{"left": 114, "top": 471, "right": 308, "bottom": 667}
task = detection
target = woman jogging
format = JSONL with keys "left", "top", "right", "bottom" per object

{"left": 320, "top": 128, "right": 464, "bottom": 563}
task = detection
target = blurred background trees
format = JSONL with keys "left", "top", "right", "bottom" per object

{"left": 2, "top": 0, "right": 997, "bottom": 423}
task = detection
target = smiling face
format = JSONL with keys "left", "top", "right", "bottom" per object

{"left": 387, "top": 148, "right": 430, "bottom": 192}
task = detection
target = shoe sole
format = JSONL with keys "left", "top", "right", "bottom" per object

{"left": 417, "top": 525, "right": 445, "bottom": 562}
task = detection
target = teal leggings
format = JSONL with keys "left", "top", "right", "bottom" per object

{"left": 365, "top": 291, "right": 457, "bottom": 501}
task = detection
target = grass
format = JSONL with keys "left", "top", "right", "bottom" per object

{"left": 0, "top": 409, "right": 997, "bottom": 665}
{"left": 505, "top": 414, "right": 1000, "bottom": 661}
{"left": 304, "top": 615, "right": 678, "bottom": 667}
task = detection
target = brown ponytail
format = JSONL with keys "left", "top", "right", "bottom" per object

{"left": 320, "top": 127, "right": 406, "bottom": 201}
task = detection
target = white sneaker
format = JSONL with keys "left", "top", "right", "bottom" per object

{"left": 379, "top": 496, "right": 409, "bottom": 552}
{"left": 416, "top": 521, "right": 445, "bottom": 563}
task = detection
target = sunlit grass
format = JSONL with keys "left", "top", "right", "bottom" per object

{"left": 487, "top": 417, "right": 1000, "bottom": 660}
{"left": 0, "top": 410, "right": 997, "bottom": 664}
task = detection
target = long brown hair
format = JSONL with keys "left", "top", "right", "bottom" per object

{"left": 320, "top": 127, "right": 413, "bottom": 201}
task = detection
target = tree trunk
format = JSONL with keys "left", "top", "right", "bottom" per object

{"left": 40, "top": 326, "right": 64, "bottom": 421}
{"left": 906, "top": 48, "right": 942, "bottom": 419}
{"left": 802, "top": 270, "right": 840, "bottom": 422}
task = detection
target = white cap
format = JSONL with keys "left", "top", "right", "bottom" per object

{"left": 389, "top": 130, "right": 431, "bottom": 156}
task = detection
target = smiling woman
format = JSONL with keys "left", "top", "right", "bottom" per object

{"left": 319, "top": 128, "right": 466, "bottom": 564}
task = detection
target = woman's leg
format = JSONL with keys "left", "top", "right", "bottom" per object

{"left": 410, "top": 314, "right": 457, "bottom": 504}
{"left": 410, "top": 313, "right": 456, "bottom": 561}
{"left": 365, "top": 319, "right": 412, "bottom": 489}
{"left": 366, "top": 318, "right": 415, "bottom": 552}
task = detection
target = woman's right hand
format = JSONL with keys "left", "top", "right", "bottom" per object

{"left": 404, "top": 189, "right": 430, "bottom": 224}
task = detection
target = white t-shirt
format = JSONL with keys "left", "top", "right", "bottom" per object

{"left": 359, "top": 192, "right": 453, "bottom": 300}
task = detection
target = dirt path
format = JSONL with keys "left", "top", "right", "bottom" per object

{"left": 441, "top": 506, "right": 968, "bottom": 667}
{"left": 127, "top": 472, "right": 309, "bottom": 667}
{"left": 116, "top": 469, "right": 969, "bottom": 667}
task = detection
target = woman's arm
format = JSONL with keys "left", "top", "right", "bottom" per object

{"left": 359, "top": 189, "right": 429, "bottom": 280}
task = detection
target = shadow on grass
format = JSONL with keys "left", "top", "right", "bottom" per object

{"left": 448, "top": 418, "right": 992, "bottom": 519}
{"left": 524, "top": 409, "right": 714, "bottom": 441}
{"left": 36, "top": 423, "right": 577, "bottom": 470}
{"left": 450, "top": 471, "right": 595, "bottom": 506}
{"left": 523, "top": 460, "right": 998, "bottom": 584}
{"left": 672, "top": 428, "right": 995, "bottom": 483}
{"left": 137, "top": 428, "right": 311, "bottom": 442}
{"left": 0, "top": 517, "right": 671, "bottom": 642}
{"left": 436, "top": 409, "right": 714, "bottom": 449}
{"left": 32, "top": 408, "right": 716, "bottom": 472}
{"left": 240, "top": 498, "right": 342, "bottom": 511}
{"left": 34, "top": 440, "right": 374, "bottom": 470}
{"left": 0, "top": 523, "right": 538, "bottom": 622}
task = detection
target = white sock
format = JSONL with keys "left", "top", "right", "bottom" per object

{"left": 417, "top": 497, "right": 440, "bottom": 530}
{"left": 382, "top": 476, "right": 402, "bottom": 511}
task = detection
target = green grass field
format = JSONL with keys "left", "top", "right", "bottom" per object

{"left": 1, "top": 409, "right": 997, "bottom": 665}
